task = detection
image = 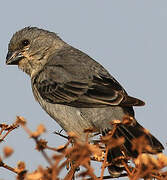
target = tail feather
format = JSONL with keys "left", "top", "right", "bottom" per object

{"left": 107, "top": 122, "right": 164, "bottom": 177}
{"left": 116, "top": 125, "right": 138, "bottom": 157}
{"left": 116, "top": 122, "right": 163, "bottom": 155}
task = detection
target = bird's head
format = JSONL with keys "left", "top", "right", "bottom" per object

{"left": 6, "top": 27, "right": 65, "bottom": 76}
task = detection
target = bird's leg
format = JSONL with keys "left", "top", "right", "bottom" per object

{"left": 54, "top": 129, "right": 69, "bottom": 139}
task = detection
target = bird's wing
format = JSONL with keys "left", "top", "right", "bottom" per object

{"left": 32, "top": 47, "right": 145, "bottom": 108}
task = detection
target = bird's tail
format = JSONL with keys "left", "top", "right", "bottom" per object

{"left": 106, "top": 121, "right": 164, "bottom": 177}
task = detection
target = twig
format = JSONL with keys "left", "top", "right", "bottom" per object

{"left": 86, "top": 173, "right": 127, "bottom": 180}
{"left": 0, "top": 129, "right": 14, "bottom": 142}
{"left": 0, "top": 161, "right": 18, "bottom": 174}
{"left": 21, "top": 123, "right": 53, "bottom": 166}
{"left": 122, "top": 160, "right": 132, "bottom": 177}
{"left": 100, "top": 146, "right": 109, "bottom": 180}
{"left": 0, "top": 124, "right": 19, "bottom": 142}
{"left": 41, "top": 150, "right": 53, "bottom": 166}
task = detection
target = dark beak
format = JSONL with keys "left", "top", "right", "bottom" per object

{"left": 6, "top": 51, "right": 24, "bottom": 65}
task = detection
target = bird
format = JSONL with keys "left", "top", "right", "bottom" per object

{"left": 6, "top": 27, "right": 164, "bottom": 177}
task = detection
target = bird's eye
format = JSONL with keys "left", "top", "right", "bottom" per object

{"left": 21, "top": 39, "right": 30, "bottom": 47}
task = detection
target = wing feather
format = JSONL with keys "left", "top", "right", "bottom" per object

{"left": 32, "top": 47, "right": 145, "bottom": 108}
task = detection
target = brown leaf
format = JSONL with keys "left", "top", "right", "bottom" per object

{"left": 15, "top": 161, "right": 26, "bottom": 174}
{"left": 68, "top": 132, "right": 79, "bottom": 139}
{"left": 84, "top": 128, "right": 97, "bottom": 133}
{"left": 3, "top": 146, "right": 14, "bottom": 158}
{"left": 16, "top": 116, "right": 27, "bottom": 125}
{"left": 89, "top": 144, "right": 104, "bottom": 161}
{"left": 25, "top": 172, "right": 43, "bottom": 180}
{"left": 101, "top": 136, "right": 125, "bottom": 149}
{"left": 157, "top": 153, "right": 167, "bottom": 167}
{"left": 37, "top": 124, "right": 46, "bottom": 134}
{"left": 31, "top": 124, "right": 46, "bottom": 138}
{"left": 36, "top": 139, "right": 47, "bottom": 151}
{"left": 132, "top": 136, "right": 153, "bottom": 154}
{"left": 122, "top": 115, "right": 135, "bottom": 125}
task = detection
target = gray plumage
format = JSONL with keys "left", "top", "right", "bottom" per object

{"left": 6, "top": 27, "right": 163, "bottom": 176}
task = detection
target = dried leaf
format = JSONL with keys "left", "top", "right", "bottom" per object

{"left": 15, "top": 161, "right": 26, "bottom": 174}
{"left": 36, "top": 139, "right": 47, "bottom": 151}
{"left": 31, "top": 124, "right": 46, "bottom": 137}
{"left": 25, "top": 171, "right": 43, "bottom": 180}
{"left": 16, "top": 116, "right": 27, "bottom": 125}
{"left": 132, "top": 136, "right": 153, "bottom": 153}
{"left": 122, "top": 115, "right": 135, "bottom": 125}
{"left": 3, "top": 146, "right": 14, "bottom": 158}
{"left": 37, "top": 124, "right": 46, "bottom": 134}
{"left": 68, "top": 132, "right": 78, "bottom": 139}
{"left": 157, "top": 153, "right": 167, "bottom": 167}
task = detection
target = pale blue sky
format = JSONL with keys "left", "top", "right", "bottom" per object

{"left": 0, "top": 0, "right": 167, "bottom": 179}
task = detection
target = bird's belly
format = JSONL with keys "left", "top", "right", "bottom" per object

{"left": 37, "top": 99, "right": 126, "bottom": 140}
{"left": 38, "top": 100, "right": 94, "bottom": 139}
